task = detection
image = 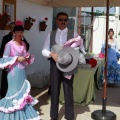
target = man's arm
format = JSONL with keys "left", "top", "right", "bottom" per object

{"left": 41, "top": 33, "right": 51, "bottom": 58}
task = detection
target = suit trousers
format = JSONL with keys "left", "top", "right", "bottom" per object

{"left": 0, "top": 69, "right": 8, "bottom": 99}
{"left": 50, "top": 61, "right": 74, "bottom": 119}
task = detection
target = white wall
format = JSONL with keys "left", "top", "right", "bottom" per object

{"left": 0, "top": 0, "right": 2, "bottom": 13}
{"left": 17, "top": 0, "right": 53, "bottom": 75}
{"left": 0, "top": 0, "right": 53, "bottom": 75}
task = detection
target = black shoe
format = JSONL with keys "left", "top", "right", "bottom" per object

{"left": 67, "top": 119, "right": 74, "bottom": 120}
{"left": 48, "top": 86, "right": 51, "bottom": 95}
{"left": 51, "top": 118, "right": 57, "bottom": 120}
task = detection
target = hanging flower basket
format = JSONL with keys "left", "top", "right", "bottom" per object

{"left": 39, "top": 23, "right": 47, "bottom": 31}
{"left": 0, "top": 12, "right": 11, "bottom": 30}
{"left": 0, "top": 20, "right": 7, "bottom": 30}
{"left": 39, "top": 17, "right": 48, "bottom": 31}
{"left": 24, "top": 21, "right": 33, "bottom": 30}
{"left": 24, "top": 16, "right": 36, "bottom": 30}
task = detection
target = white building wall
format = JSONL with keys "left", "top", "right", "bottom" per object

{"left": 0, "top": 0, "right": 53, "bottom": 76}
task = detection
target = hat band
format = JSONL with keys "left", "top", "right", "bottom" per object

{"left": 59, "top": 54, "right": 73, "bottom": 66}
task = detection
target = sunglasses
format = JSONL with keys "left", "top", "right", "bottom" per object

{"left": 58, "top": 18, "right": 68, "bottom": 22}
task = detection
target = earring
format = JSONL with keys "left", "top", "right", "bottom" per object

{"left": 22, "top": 36, "right": 24, "bottom": 40}
{"left": 12, "top": 34, "right": 15, "bottom": 39}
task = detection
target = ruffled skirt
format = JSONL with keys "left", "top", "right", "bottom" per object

{"left": 0, "top": 80, "right": 41, "bottom": 120}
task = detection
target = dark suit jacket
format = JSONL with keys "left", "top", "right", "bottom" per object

{"left": 0, "top": 32, "right": 30, "bottom": 57}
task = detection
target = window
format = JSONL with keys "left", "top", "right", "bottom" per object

{"left": 2, "top": 0, "right": 16, "bottom": 29}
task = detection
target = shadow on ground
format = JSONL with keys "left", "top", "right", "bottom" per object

{"left": 31, "top": 86, "right": 50, "bottom": 116}
{"left": 58, "top": 105, "right": 90, "bottom": 120}
{"left": 91, "top": 86, "right": 120, "bottom": 107}
{"left": 31, "top": 86, "right": 92, "bottom": 120}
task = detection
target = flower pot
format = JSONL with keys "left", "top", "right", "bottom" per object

{"left": 0, "top": 20, "right": 7, "bottom": 30}
{"left": 39, "top": 23, "right": 47, "bottom": 31}
{"left": 24, "top": 22, "right": 33, "bottom": 30}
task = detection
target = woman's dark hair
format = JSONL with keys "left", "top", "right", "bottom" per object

{"left": 9, "top": 22, "right": 15, "bottom": 26}
{"left": 108, "top": 28, "right": 114, "bottom": 34}
{"left": 13, "top": 25, "right": 24, "bottom": 32}
{"left": 56, "top": 12, "right": 68, "bottom": 19}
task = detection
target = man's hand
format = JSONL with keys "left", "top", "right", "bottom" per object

{"left": 50, "top": 52, "right": 58, "bottom": 62}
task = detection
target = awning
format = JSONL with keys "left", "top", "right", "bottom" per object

{"left": 25, "top": 0, "right": 120, "bottom": 7}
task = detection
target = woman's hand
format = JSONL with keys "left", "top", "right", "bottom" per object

{"left": 17, "top": 56, "right": 26, "bottom": 62}
{"left": 50, "top": 52, "right": 58, "bottom": 62}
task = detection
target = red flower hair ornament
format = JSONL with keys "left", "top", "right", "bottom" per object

{"left": 15, "top": 20, "right": 23, "bottom": 26}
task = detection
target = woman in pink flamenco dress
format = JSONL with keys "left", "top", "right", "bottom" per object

{"left": 0, "top": 24, "right": 41, "bottom": 120}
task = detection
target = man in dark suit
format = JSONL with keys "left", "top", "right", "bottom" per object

{"left": 0, "top": 22, "right": 30, "bottom": 98}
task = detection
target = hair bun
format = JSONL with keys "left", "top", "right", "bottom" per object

{"left": 109, "top": 28, "right": 113, "bottom": 31}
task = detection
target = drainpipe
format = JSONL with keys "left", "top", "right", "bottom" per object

{"left": 115, "top": 7, "right": 119, "bottom": 38}
{"left": 77, "top": 7, "right": 82, "bottom": 35}
{"left": 89, "top": 7, "right": 94, "bottom": 52}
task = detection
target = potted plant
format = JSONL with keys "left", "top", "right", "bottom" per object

{"left": 39, "top": 17, "right": 48, "bottom": 31}
{"left": 118, "top": 31, "right": 120, "bottom": 36}
{"left": 24, "top": 16, "right": 36, "bottom": 30}
{"left": 0, "top": 12, "right": 11, "bottom": 29}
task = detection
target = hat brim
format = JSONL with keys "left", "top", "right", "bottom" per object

{"left": 56, "top": 47, "right": 78, "bottom": 72}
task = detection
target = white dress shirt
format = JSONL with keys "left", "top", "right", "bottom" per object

{"left": 42, "top": 27, "right": 85, "bottom": 58}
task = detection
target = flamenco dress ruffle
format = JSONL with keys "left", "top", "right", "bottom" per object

{"left": 0, "top": 79, "right": 41, "bottom": 120}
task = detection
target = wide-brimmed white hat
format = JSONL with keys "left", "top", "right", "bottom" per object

{"left": 51, "top": 45, "right": 78, "bottom": 72}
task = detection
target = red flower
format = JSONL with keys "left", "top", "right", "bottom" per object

{"left": 25, "top": 16, "right": 36, "bottom": 24}
{"left": 98, "top": 53, "right": 105, "bottom": 58}
{"left": 0, "top": 12, "right": 11, "bottom": 23}
{"left": 88, "top": 58, "right": 97, "bottom": 67}
{"left": 44, "top": 17, "right": 48, "bottom": 21}
{"left": 40, "top": 17, "right": 48, "bottom": 25}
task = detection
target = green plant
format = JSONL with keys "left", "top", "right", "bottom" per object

{"left": 118, "top": 31, "right": 120, "bottom": 35}
{"left": 25, "top": 16, "right": 36, "bottom": 24}
{"left": 0, "top": 12, "right": 11, "bottom": 22}
{"left": 40, "top": 17, "right": 48, "bottom": 25}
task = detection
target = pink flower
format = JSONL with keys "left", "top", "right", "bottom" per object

{"left": 20, "top": 95, "right": 33, "bottom": 109}
{"left": 98, "top": 53, "right": 105, "bottom": 58}
{"left": 20, "top": 101, "right": 26, "bottom": 109}
{"left": 25, "top": 95, "right": 33, "bottom": 103}
{"left": 15, "top": 20, "right": 23, "bottom": 26}
{"left": 24, "top": 53, "right": 35, "bottom": 65}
